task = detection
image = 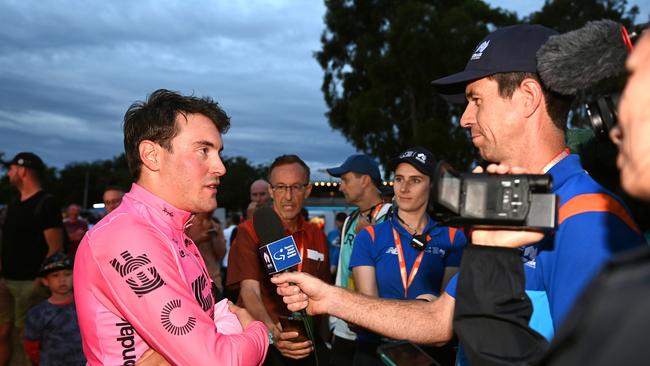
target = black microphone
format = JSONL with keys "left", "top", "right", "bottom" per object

{"left": 536, "top": 19, "right": 630, "bottom": 95}
{"left": 253, "top": 205, "right": 286, "bottom": 246}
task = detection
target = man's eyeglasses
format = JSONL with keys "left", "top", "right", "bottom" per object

{"left": 270, "top": 183, "right": 309, "bottom": 194}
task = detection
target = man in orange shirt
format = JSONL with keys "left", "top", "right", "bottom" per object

{"left": 228, "top": 154, "right": 330, "bottom": 365}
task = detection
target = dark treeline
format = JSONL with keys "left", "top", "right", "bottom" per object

{"left": 0, "top": 153, "right": 269, "bottom": 214}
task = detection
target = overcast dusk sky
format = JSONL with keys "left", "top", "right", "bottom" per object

{"left": 1, "top": 0, "right": 648, "bottom": 179}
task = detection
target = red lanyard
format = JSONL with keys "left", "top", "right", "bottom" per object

{"left": 541, "top": 148, "right": 570, "bottom": 174}
{"left": 293, "top": 231, "right": 305, "bottom": 272}
{"left": 392, "top": 228, "right": 425, "bottom": 299}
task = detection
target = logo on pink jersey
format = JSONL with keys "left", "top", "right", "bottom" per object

{"left": 110, "top": 251, "right": 165, "bottom": 297}
{"left": 115, "top": 320, "right": 137, "bottom": 365}
{"left": 191, "top": 274, "right": 213, "bottom": 312}
{"left": 160, "top": 299, "right": 197, "bottom": 336}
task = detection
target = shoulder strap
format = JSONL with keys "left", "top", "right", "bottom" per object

{"left": 229, "top": 226, "right": 238, "bottom": 243}
{"left": 559, "top": 193, "right": 640, "bottom": 234}
{"left": 380, "top": 204, "right": 393, "bottom": 221}
{"left": 341, "top": 210, "right": 361, "bottom": 237}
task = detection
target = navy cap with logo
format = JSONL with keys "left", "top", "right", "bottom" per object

{"left": 1, "top": 152, "right": 46, "bottom": 171}
{"left": 38, "top": 253, "right": 73, "bottom": 277}
{"left": 391, "top": 147, "right": 436, "bottom": 178}
{"left": 327, "top": 154, "right": 382, "bottom": 183}
{"left": 432, "top": 24, "right": 558, "bottom": 103}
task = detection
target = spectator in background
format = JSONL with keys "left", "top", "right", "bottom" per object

{"left": 349, "top": 147, "right": 466, "bottom": 366}
{"left": 228, "top": 154, "right": 330, "bottom": 365}
{"left": 24, "top": 253, "right": 85, "bottom": 366}
{"left": 325, "top": 154, "right": 392, "bottom": 366}
{"left": 63, "top": 204, "right": 88, "bottom": 260}
{"left": 246, "top": 179, "right": 271, "bottom": 220}
{"left": 0, "top": 152, "right": 64, "bottom": 366}
{"left": 327, "top": 212, "right": 347, "bottom": 276}
{"left": 221, "top": 213, "right": 241, "bottom": 301}
{"left": 186, "top": 211, "right": 226, "bottom": 294}
{"left": 102, "top": 186, "right": 124, "bottom": 214}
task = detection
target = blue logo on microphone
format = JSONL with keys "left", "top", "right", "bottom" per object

{"left": 259, "top": 236, "right": 303, "bottom": 274}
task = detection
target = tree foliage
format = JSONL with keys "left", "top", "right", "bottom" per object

{"left": 317, "top": 0, "right": 518, "bottom": 173}
{"left": 317, "top": 0, "right": 644, "bottom": 171}
{"left": 218, "top": 156, "right": 269, "bottom": 214}
{"left": 526, "top": 0, "right": 640, "bottom": 32}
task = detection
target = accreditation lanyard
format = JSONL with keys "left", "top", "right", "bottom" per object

{"left": 541, "top": 148, "right": 570, "bottom": 174}
{"left": 368, "top": 203, "right": 384, "bottom": 223}
{"left": 392, "top": 228, "right": 425, "bottom": 299}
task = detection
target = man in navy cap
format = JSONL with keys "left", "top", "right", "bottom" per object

{"left": 450, "top": 28, "right": 650, "bottom": 366}
{"left": 326, "top": 154, "right": 392, "bottom": 366}
{"left": 432, "top": 23, "right": 644, "bottom": 343}
{"left": 0, "top": 152, "right": 64, "bottom": 364}
{"left": 270, "top": 24, "right": 644, "bottom": 352}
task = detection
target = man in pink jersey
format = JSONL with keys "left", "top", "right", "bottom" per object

{"left": 74, "top": 89, "right": 269, "bottom": 365}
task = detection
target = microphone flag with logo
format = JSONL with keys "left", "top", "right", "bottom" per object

{"left": 254, "top": 206, "right": 302, "bottom": 273}
{"left": 253, "top": 206, "right": 317, "bottom": 353}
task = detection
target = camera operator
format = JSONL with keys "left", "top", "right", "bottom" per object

{"left": 454, "top": 29, "right": 650, "bottom": 366}
{"left": 431, "top": 23, "right": 644, "bottom": 341}
{"left": 271, "top": 23, "right": 644, "bottom": 355}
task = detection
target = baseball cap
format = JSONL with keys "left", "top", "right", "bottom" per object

{"left": 1, "top": 152, "right": 46, "bottom": 171}
{"left": 432, "top": 24, "right": 558, "bottom": 103}
{"left": 38, "top": 253, "right": 72, "bottom": 277}
{"left": 327, "top": 154, "right": 382, "bottom": 183}
{"left": 391, "top": 147, "right": 436, "bottom": 177}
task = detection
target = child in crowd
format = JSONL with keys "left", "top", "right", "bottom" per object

{"left": 23, "top": 253, "right": 86, "bottom": 366}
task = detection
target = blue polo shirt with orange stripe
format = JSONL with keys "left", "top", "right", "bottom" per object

{"left": 524, "top": 154, "right": 644, "bottom": 334}
{"left": 447, "top": 154, "right": 645, "bottom": 341}
{"left": 350, "top": 214, "right": 466, "bottom": 301}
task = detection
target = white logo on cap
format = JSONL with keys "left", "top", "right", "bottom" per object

{"left": 415, "top": 153, "right": 427, "bottom": 164}
{"left": 471, "top": 40, "right": 490, "bottom": 60}
{"left": 399, "top": 151, "right": 415, "bottom": 159}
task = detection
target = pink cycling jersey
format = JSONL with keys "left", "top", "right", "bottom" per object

{"left": 74, "top": 183, "right": 268, "bottom": 365}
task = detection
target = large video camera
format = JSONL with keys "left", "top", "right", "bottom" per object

{"left": 430, "top": 162, "right": 557, "bottom": 230}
